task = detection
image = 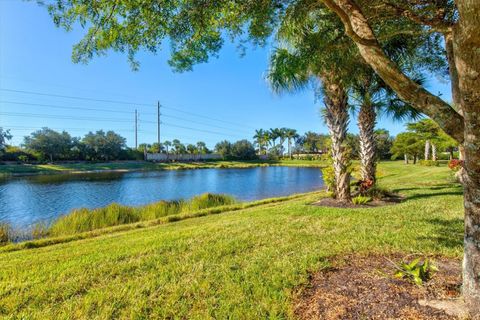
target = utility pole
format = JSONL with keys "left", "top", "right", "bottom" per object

{"left": 157, "top": 101, "right": 161, "bottom": 148}
{"left": 135, "top": 109, "right": 138, "bottom": 149}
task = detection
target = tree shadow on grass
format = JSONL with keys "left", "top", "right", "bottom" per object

{"left": 420, "top": 217, "right": 464, "bottom": 250}
{"left": 406, "top": 191, "right": 464, "bottom": 201}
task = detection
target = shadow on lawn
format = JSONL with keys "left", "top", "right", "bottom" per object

{"left": 391, "top": 184, "right": 463, "bottom": 200}
{"left": 420, "top": 217, "right": 464, "bottom": 249}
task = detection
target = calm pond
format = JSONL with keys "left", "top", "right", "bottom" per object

{"left": 0, "top": 166, "right": 324, "bottom": 228}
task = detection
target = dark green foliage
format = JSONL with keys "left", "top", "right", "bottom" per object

{"left": 390, "top": 132, "right": 424, "bottom": 161}
{"left": 0, "top": 128, "right": 12, "bottom": 156}
{"left": 23, "top": 128, "right": 76, "bottom": 162}
{"left": 375, "top": 129, "right": 394, "bottom": 160}
{"left": 215, "top": 140, "right": 257, "bottom": 160}
{"left": 231, "top": 140, "right": 257, "bottom": 160}
{"left": 82, "top": 130, "right": 126, "bottom": 161}
{"left": 394, "top": 258, "right": 437, "bottom": 286}
{"left": 215, "top": 140, "right": 233, "bottom": 160}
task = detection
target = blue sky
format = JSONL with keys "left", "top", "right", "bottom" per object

{"left": 0, "top": 1, "right": 452, "bottom": 148}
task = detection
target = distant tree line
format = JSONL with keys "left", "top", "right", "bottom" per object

{"left": 253, "top": 127, "right": 394, "bottom": 161}
{"left": 0, "top": 128, "right": 258, "bottom": 162}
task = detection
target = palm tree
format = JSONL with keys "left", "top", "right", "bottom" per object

{"left": 284, "top": 128, "right": 299, "bottom": 159}
{"left": 163, "top": 140, "right": 172, "bottom": 154}
{"left": 351, "top": 71, "right": 422, "bottom": 183}
{"left": 196, "top": 141, "right": 207, "bottom": 154}
{"left": 253, "top": 129, "right": 267, "bottom": 155}
{"left": 268, "top": 46, "right": 353, "bottom": 201}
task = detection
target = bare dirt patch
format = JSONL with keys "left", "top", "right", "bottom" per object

{"left": 294, "top": 254, "right": 462, "bottom": 320}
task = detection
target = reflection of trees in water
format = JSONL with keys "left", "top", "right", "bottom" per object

{"left": 28, "top": 172, "right": 126, "bottom": 184}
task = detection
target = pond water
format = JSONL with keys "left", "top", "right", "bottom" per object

{"left": 0, "top": 166, "right": 324, "bottom": 228}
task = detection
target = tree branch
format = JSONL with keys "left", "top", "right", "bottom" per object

{"left": 320, "top": 0, "right": 464, "bottom": 143}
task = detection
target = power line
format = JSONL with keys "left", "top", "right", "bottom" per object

{"left": 162, "top": 122, "right": 243, "bottom": 138}
{"left": 161, "top": 104, "right": 257, "bottom": 129}
{"left": 0, "top": 111, "right": 132, "bottom": 123}
{"left": 161, "top": 113, "right": 251, "bottom": 134}
{"left": 0, "top": 100, "right": 141, "bottom": 115}
{"left": 0, "top": 87, "right": 257, "bottom": 129}
{"left": 1, "top": 112, "right": 247, "bottom": 138}
{"left": 0, "top": 100, "right": 253, "bottom": 134}
{"left": 0, "top": 88, "right": 152, "bottom": 107}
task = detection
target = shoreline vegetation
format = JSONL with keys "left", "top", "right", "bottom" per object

{"left": 0, "top": 192, "right": 311, "bottom": 253}
{"left": 0, "top": 162, "right": 464, "bottom": 318}
{"left": 0, "top": 159, "right": 326, "bottom": 177}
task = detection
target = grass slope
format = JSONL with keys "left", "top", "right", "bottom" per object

{"left": 0, "top": 159, "right": 324, "bottom": 177}
{"left": 0, "top": 162, "right": 464, "bottom": 319}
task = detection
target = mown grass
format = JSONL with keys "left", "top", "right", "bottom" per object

{"left": 0, "top": 159, "right": 325, "bottom": 177}
{"left": 0, "top": 161, "right": 464, "bottom": 319}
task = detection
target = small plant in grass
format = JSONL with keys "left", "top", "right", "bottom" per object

{"left": 351, "top": 195, "right": 372, "bottom": 205}
{"left": 394, "top": 257, "right": 437, "bottom": 286}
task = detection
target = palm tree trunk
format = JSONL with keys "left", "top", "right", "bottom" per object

{"left": 323, "top": 75, "right": 351, "bottom": 202}
{"left": 358, "top": 101, "right": 376, "bottom": 182}
{"left": 431, "top": 143, "right": 437, "bottom": 161}
{"left": 424, "top": 140, "right": 430, "bottom": 160}
{"left": 288, "top": 138, "right": 292, "bottom": 159}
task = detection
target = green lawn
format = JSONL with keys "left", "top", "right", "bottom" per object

{"left": 0, "top": 159, "right": 324, "bottom": 177}
{"left": 0, "top": 162, "right": 464, "bottom": 319}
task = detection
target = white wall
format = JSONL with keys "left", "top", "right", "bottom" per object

{"left": 146, "top": 153, "right": 223, "bottom": 162}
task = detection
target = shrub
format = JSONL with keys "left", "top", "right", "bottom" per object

{"left": 352, "top": 196, "right": 372, "bottom": 205}
{"left": 418, "top": 160, "right": 440, "bottom": 167}
{"left": 394, "top": 257, "right": 437, "bottom": 286}
{"left": 448, "top": 159, "right": 464, "bottom": 172}
{"left": 321, "top": 166, "right": 335, "bottom": 197}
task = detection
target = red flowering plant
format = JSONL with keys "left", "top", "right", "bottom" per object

{"left": 448, "top": 159, "right": 464, "bottom": 172}
{"left": 355, "top": 179, "right": 374, "bottom": 195}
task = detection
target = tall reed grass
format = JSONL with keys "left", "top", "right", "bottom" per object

{"left": 49, "top": 193, "right": 236, "bottom": 237}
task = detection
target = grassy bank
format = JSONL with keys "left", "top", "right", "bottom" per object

{"left": 0, "top": 162, "right": 464, "bottom": 318}
{"left": 0, "top": 159, "right": 325, "bottom": 177}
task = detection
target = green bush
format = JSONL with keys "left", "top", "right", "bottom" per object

{"left": 352, "top": 195, "right": 372, "bottom": 205}
{"left": 49, "top": 193, "right": 237, "bottom": 237}
{"left": 418, "top": 160, "right": 440, "bottom": 167}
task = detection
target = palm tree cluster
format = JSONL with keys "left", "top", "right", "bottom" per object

{"left": 141, "top": 140, "right": 210, "bottom": 156}
{"left": 266, "top": 4, "right": 424, "bottom": 202}
{"left": 253, "top": 128, "right": 299, "bottom": 159}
